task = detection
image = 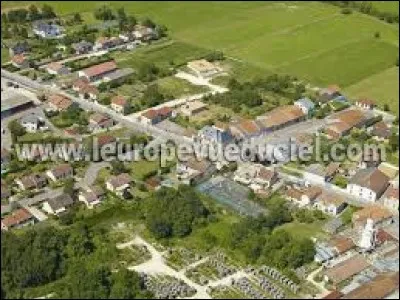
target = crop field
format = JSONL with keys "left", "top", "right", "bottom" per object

{"left": 2, "top": 1, "right": 398, "bottom": 94}
{"left": 345, "top": 66, "right": 399, "bottom": 116}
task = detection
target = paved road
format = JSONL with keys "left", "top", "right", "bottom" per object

{"left": 81, "top": 161, "right": 110, "bottom": 187}
{"left": 1, "top": 69, "right": 193, "bottom": 146}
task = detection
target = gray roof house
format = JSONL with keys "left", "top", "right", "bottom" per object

{"left": 42, "top": 194, "right": 74, "bottom": 216}
{"left": 294, "top": 97, "right": 315, "bottom": 115}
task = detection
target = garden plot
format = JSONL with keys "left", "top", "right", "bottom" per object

{"left": 141, "top": 273, "right": 197, "bottom": 299}
{"left": 164, "top": 247, "right": 205, "bottom": 271}
{"left": 185, "top": 252, "right": 238, "bottom": 285}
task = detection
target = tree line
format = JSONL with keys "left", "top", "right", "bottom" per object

{"left": 1, "top": 223, "right": 152, "bottom": 299}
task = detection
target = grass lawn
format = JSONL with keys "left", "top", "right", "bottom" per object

{"left": 111, "top": 40, "right": 211, "bottom": 70}
{"left": 128, "top": 160, "right": 160, "bottom": 181}
{"left": 368, "top": 1, "right": 399, "bottom": 14}
{"left": 1, "top": 50, "right": 10, "bottom": 64}
{"left": 276, "top": 221, "right": 329, "bottom": 240}
{"left": 157, "top": 76, "right": 209, "bottom": 98}
{"left": 345, "top": 66, "right": 399, "bottom": 116}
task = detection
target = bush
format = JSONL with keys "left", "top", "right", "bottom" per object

{"left": 341, "top": 8, "right": 352, "bottom": 14}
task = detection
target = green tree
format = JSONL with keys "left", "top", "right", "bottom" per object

{"left": 8, "top": 120, "right": 26, "bottom": 143}
{"left": 73, "top": 12, "right": 82, "bottom": 23}
{"left": 41, "top": 4, "right": 56, "bottom": 19}
{"left": 63, "top": 178, "right": 75, "bottom": 196}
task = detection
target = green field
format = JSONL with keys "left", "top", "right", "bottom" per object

{"left": 2, "top": 1, "right": 399, "bottom": 95}
{"left": 346, "top": 66, "right": 399, "bottom": 115}
{"left": 157, "top": 76, "right": 209, "bottom": 98}
{"left": 368, "top": 1, "right": 399, "bottom": 14}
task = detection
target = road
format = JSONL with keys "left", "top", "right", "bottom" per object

{"left": 81, "top": 161, "right": 110, "bottom": 187}
{"left": 1, "top": 69, "right": 192, "bottom": 146}
{"left": 306, "top": 266, "right": 329, "bottom": 296}
{"left": 127, "top": 235, "right": 212, "bottom": 299}
{"left": 175, "top": 71, "right": 228, "bottom": 93}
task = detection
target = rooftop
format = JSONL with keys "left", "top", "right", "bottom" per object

{"left": 324, "top": 254, "right": 370, "bottom": 284}
{"left": 1, "top": 208, "right": 33, "bottom": 228}
{"left": 80, "top": 60, "right": 118, "bottom": 78}
{"left": 349, "top": 167, "right": 389, "bottom": 194}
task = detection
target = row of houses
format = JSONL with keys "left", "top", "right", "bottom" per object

{"left": 15, "top": 163, "right": 73, "bottom": 190}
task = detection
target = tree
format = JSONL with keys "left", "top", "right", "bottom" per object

{"left": 383, "top": 104, "right": 390, "bottom": 112}
{"left": 110, "top": 269, "right": 152, "bottom": 299}
{"left": 28, "top": 4, "right": 40, "bottom": 21}
{"left": 117, "top": 7, "right": 127, "bottom": 22}
{"left": 374, "top": 31, "right": 381, "bottom": 39}
{"left": 110, "top": 160, "right": 128, "bottom": 175}
{"left": 8, "top": 120, "right": 26, "bottom": 143}
{"left": 63, "top": 178, "right": 75, "bottom": 196}
{"left": 73, "top": 13, "right": 82, "bottom": 23}
{"left": 334, "top": 175, "right": 348, "bottom": 188}
{"left": 389, "top": 133, "right": 399, "bottom": 152}
{"left": 142, "top": 17, "right": 156, "bottom": 29}
{"left": 20, "top": 27, "right": 28, "bottom": 38}
{"left": 41, "top": 4, "right": 56, "bottom": 19}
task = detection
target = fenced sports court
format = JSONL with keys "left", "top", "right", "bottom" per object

{"left": 197, "top": 176, "right": 267, "bottom": 217}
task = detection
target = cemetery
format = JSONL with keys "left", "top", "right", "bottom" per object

{"left": 165, "top": 247, "right": 204, "bottom": 271}
{"left": 185, "top": 252, "right": 238, "bottom": 285}
{"left": 140, "top": 273, "right": 197, "bottom": 299}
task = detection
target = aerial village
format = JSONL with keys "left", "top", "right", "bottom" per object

{"left": 1, "top": 4, "right": 399, "bottom": 299}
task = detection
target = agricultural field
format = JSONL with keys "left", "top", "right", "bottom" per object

{"left": 3, "top": 1, "right": 398, "bottom": 90}
{"left": 345, "top": 66, "right": 399, "bottom": 116}
{"left": 368, "top": 1, "right": 399, "bottom": 14}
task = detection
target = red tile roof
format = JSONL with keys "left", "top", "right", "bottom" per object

{"left": 111, "top": 95, "right": 127, "bottom": 106}
{"left": 1, "top": 208, "right": 33, "bottom": 229}
{"left": 49, "top": 94, "right": 73, "bottom": 110}
{"left": 81, "top": 61, "right": 117, "bottom": 78}
{"left": 12, "top": 54, "right": 26, "bottom": 65}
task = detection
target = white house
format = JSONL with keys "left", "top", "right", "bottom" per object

{"left": 176, "top": 157, "right": 215, "bottom": 185}
{"left": 285, "top": 185, "right": 322, "bottom": 207}
{"left": 106, "top": 173, "right": 131, "bottom": 197}
{"left": 187, "top": 59, "right": 221, "bottom": 78}
{"left": 381, "top": 185, "right": 399, "bottom": 212}
{"left": 46, "top": 164, "right": 73, "bottom": 182}
{"left": 111, "top": 95, "right": 129, "bottom": 114}
{"left": 19, "top": 113, "right": 47, "bottom": 133}
{"left": 355, "top": 99, "right": 376, "bottom": 110}
{"left": 294, "top": 97, "right": 315, "bottom": 115}
{"left": 347, "top": 168, "right": 390, "bottom": 202}
{"left": 314, "top": 192, "right": 347, "bottom": 216}
{"left": 78, "top": 186, "right": 105, "bottom": 209}
{"left": 46, "top": 62, "right": 70, "bottom": 75}
{"left": 42, "top": 194, "right": 74, "bottom": 216}
{"left": 33, "top": 22, "right": 64, "bottom": 39}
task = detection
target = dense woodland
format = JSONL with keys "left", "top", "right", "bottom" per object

{"left": 1, "top": 224, "right": 152, "bottom": 299}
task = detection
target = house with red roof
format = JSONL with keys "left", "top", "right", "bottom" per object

{"left": 77, "top": 60, "right": 118, "bottom": 82}
{"left": 11, "top": 54, "right": 29, "bottom": 69}
{"left": 355, "top": 99, "right": 376, "bottom": 110}
{"left": 1, "top": 208, "right": 35, "bottom": 231}
{"left": 48, "top": 94, "right": 73, "bottom": 111}
{"left": 111, "top": 95, "right": 129, "bottom": 114}
{"left": 141, "top": 107, "right": 173, "bottom": 125}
